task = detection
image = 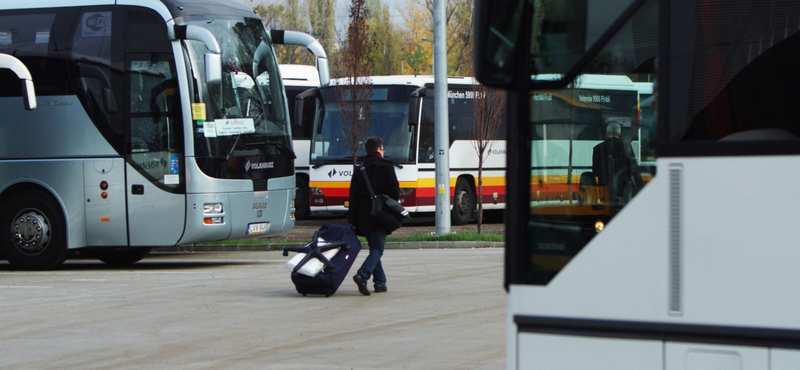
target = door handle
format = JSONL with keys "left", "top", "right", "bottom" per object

{"left": 132, "top": 184, "right": 144, "bottom": 195}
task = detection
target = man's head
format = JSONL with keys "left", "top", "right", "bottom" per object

{"left": 606, "top": 123, "right": 621, "bottom": 138}
{"left": 365, "top": 136, "right": 384, "bottom": 154}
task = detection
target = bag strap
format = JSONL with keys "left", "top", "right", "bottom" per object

{"left": 359, "top": 166, "right": 376, "bottom": 198}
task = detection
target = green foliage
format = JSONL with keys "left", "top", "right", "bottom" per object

{"left": 249, "top": 0, "right": 474, "bottom": 77}
{"left": 366, "top": 0, "right": 405, "bottom": 75}
{"left": 385, "top": 231, "right": 503, "bottom": 243}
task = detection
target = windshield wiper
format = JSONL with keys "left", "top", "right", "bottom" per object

{"left": 223, "top": 134, "right": 241, "bottom": 161}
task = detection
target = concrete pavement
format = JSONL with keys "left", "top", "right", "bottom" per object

{"left": 0, "top": 248, "right": 506, "bottom": 369}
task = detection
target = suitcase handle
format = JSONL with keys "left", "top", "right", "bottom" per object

{"left": 284, "top": 230, "right": 349, "bottom": 273}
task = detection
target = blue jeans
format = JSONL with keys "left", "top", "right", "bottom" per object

{"left": 357, "top": 227, "right": 387, "bottom": 288}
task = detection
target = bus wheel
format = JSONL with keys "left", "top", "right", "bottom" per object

{"left": 452, "top": 178, "right": 475, "bottom": 225}
{"left": 295, "top": 177, "right": 310, "bottom": 219}
{"left": 0, "top": 190, "right": 69, "bottom": 270}
{"left": 86, "top": 247, "right": 152, "bottom": 266}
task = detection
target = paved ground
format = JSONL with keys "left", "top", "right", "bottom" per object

{"left": 0, "top": 248, "right": 506, "bottom": 369}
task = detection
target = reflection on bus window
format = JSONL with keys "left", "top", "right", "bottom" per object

{"left": 528, "top": 74, "right": 654, "bottom": 285}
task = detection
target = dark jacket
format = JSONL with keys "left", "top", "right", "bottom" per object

{"left": 348, "top": 154, "right": 400, "bottom": 236}
{"left": 592, "top": 137, "right": 644, "bottom": 193}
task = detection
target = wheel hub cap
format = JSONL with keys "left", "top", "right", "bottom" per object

{"left": 11, "top": 210, "right": 50, "bottom": 254}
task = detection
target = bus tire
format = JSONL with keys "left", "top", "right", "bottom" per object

{"left": 0, "top": 190, "right": 69, "bottom": 270}
{"left": 86, "top": 247, "right": 152, "bottom": 266}
{"left": 452, "top": 178, "right": 475, "bottom": 225}
{"left": 295, "top": 176, "right": 310, "bottom": 219}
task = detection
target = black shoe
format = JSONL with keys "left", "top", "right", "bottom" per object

{"left": 374, "top": 286, "right": 388, "bottom": 293}
{"left": 353, "top": 275, "right": 371, "bottom": 296}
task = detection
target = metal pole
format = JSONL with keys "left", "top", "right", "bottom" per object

{"left": 433, "top": 0, "right": 450, "bottom": 235}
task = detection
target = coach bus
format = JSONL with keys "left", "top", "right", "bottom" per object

{"left": 475, "top": 0, "right": 800, "bottom": 368}
{"left": 281, "top": 64, "right": 324, "bottom": 219}
{"left": 297, "top": 75, "right": 507, "bottom": 224}
{"left": 0, "top": 0, "right": 311, "bottom": 269}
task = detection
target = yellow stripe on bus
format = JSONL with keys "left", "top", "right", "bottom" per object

{"left": 308, "top": 181, "right": 351, "bottom": 188}
{"left": 312, "top": 176, "right": 508, "bottom": 190}
{"left": 414, "top": 176, "right": 506, "bottom": 188}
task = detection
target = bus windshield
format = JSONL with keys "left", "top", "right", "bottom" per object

{"left": 184, "top": 17, "right": 291, "bottom": 180}
{"left": 310, "top": 85, "right": 417, "bottom": 164}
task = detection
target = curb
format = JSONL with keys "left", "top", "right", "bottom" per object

{"left": 156, "top": 241, "right": 504, "bottom": 252}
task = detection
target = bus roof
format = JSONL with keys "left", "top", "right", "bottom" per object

{"left": 633, "top": 81, "right": 654, "bottom": 95}
{"left": 161, "top": 0, "right": 256, "bottom": 20}
{"left": 533, "top": 74, "right": 636, "bottom": 91}
{"left": 1, "top": 0, "right": 257, "bottom": 24}
{"left": 329, "top": 75, "right": 478, "bottom": 88}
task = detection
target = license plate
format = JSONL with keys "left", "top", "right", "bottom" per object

{"left": 246, "top": 222, "right": 269, "bottom": 235}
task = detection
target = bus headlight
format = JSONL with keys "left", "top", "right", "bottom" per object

{"left": 310, "top": 187, "right": 323, "bottom": 195}
{"left": 594, "top": 221, "right": 605, "bottom": 233}
{"left": 203, "top": 203, "right": 223, "bottom": 214}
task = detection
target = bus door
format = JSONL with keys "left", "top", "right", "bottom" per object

{"left": 125, "top": 54, "right": 186, "bottom": 246}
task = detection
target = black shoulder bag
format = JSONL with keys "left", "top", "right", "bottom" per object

{"left": 359, "top": 166, "right": 410, "bottom": 232}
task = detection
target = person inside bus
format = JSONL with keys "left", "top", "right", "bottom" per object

{"left": 592, "top": 122, "right": 643, "bottom": 204}
{"left": 348, "top": 136, "right": 400, "bottom": 295}
{"left": 420, "top": 139, "right": 434, "bottom": 162}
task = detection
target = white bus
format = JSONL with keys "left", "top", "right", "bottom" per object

{"left": 281, "top": 64, "right": 323, "bottom": 219}
{"left": 475, "top": 0, "right": 800, "bottom": 368}
{"left": 0, "top": 0, "right": 312, "bottom": 269}
{"left": 297, "top": 75, "right": 507, "bottom": 224}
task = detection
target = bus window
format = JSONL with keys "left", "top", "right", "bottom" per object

{"left": 127, "top": 57, "right": 183, "bottom": 190}
{"left": 525, "top": 7, "right": 658, "bottom": 285}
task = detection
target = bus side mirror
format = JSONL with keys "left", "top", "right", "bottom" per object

{"left": 408, "top": 88, "right": 425, "bottom": 131}
{"left": 22, "top": 79, "right": 36, "bottom": 110}
{"left": 473, "top": 0, "right": 527, "bottom": 88}
{"left": 205, "top": 52, "right": 222, "bottom": 84}
{"left": 293, "top": 95, "right": 305, "bottom": 134}
{"left": 171, "top": 25, "right": 222, "bottom": 84}
{"left": 475, "top": 0, "right": 625, "bottom": 90}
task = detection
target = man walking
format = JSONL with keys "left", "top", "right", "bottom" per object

{"left": 348, "top": 136, "right": 399, "bottom": 295}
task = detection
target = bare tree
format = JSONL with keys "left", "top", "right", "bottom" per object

{"left": 336, "top": 0, "right": 375, "bottom": 166}
{"left": 471, "top": 82, "right": 506, "bottom": 233}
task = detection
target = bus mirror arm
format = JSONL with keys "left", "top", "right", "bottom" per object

{"left": 0, "top": 54, "right": 37, "bottom": 110}
{"left": 270, "top": 30, "right": 330, "bottom": 87}
{"left": 408, "top": 89, "right": 425, "bottom": 131}
{"left": 171, "top": 25, "right": 222, "bottom": 84}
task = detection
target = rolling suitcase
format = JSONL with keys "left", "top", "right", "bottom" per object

{"left": 282, "top": 223, "right": 362, "bottom": 297}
